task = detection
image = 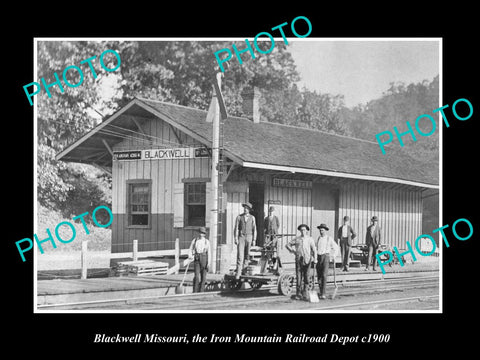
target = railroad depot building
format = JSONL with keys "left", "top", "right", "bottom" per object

{"left": 56, "top": 88, "right": 439, "bottom": 272}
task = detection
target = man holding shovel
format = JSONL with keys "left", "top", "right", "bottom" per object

{"left": 187, "top": 227, "right": 211, "bottom": 293}
{"left": 315, "top": 224, "right": 339, "bottom": 299}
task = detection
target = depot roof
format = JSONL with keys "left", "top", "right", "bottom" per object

{"left": 56, "top": 97, "right": 439, "bottom": 189}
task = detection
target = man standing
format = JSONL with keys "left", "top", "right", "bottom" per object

{"left": 234, "top": 202, "right": 257, "bottom": 279}
{"left": 187, "top": 227, "right": 211, "bottom": 293}
{"left": 264, "top": 206, "right": 281, "bottom": 271}
{"left": 286, "top": 224, "right": 317, "bottom": 301}
{"left": 315, "top": 224, "right": 339, "bottom": 299}
{"left": 338, "top": 216, "right": 356, "bottom": 272}
{"left": 365, "top": 216, "right": 382, "bottom": 271}
{"left": 264, "top": 206, "right": 280, "bottom": 242}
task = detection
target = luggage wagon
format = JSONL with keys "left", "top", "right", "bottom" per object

{"left": 223, "top": 236, "right": 314, "bottom": 296}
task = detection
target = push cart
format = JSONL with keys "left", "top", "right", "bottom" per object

{"left": 223, "top": 235, "right": 315, "bottom": 296}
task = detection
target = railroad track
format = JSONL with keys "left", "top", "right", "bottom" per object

{"left": 38, "top": 274, "right": 439, "bottom": 311}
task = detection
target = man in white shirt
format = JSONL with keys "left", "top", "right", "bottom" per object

{"left": 286, "top": 224, "right": 317, "bottom": 300}
{"left": 315, "top": 224, "right": 339, "bottom": 299}
{"left": 188, "top": 227, "right": 211, "bottom": 292}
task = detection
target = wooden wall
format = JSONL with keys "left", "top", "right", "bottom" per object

{"left": 223, "top": 170, "right": 423, "bottom": 267}
{"left": 108, "top": 115, "right": 424, "bottom": 263}
{"left": 338, "top": 181, "right": 423, "bottom": 249}
{"left": 111, "top": 116, "right": 211, "bottom": 253}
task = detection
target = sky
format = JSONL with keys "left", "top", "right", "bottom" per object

{"left": 288, "top": 39, "right": 440, "bottom": 108}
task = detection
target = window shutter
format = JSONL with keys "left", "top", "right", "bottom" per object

{"left": 205, "top": 182, "right": 212, "bottom": 228}
{"left": 173, "top": 183, "right": 184, "bottom": 228}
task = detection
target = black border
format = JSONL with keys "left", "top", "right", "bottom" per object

{"left": 7, "top": 6, "right": 478, "bottom": 354}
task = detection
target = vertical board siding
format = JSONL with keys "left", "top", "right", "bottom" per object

{"left": 338, "top": 181, "right": 422, "bottom": 249}
{"left": 111, "top": 117, "right": 210, "bottom": 253}
{"left": 110, "top": 116, "right": 424, "bottom": 257}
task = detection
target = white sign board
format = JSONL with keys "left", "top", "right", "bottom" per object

{"left": 113, "top": 147, "right": 210, "bottom": 161}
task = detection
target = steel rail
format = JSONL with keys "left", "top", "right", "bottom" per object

{"left": 38, "top": 276, "right": 439, "bottom": 310}
{"left": 311, "top": 295, "right": 439, "bottom": 310}
{"left": 128, "top": 279, "right": 439, "bottom": 310}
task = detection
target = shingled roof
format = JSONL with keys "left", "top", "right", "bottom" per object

{"left": 56, "top": 97, "right": 439, "bottom": 188}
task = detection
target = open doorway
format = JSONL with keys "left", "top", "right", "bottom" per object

{"left": 248, "top": 182, "right": 265, "bottom": 246}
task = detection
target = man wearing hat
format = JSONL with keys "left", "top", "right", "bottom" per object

{"left": 337, "top": 215, "right": 357, "bottom": 272}
{"left": 188, "top": 227, "right": 211, "bottom": 292}
{"left": 264, "top": 206, "right": 280, "bottom": 243}
{"left": 233, "top": 202, "right": 257, "bottom": 279}
{"left": 365, "top": 216, "right": 382, "bottom": 271}
{"left": 286, "top": 224, "right": 317, "bottom": 300}
{"left": 315, "top": 224, "right": 339, "bottom": 299}
{"left": 264, "top": 206, "right": 281, "bottom": 270}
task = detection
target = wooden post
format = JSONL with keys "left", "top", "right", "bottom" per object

{"left": 175, "top": 238, "right": 180, "bottom": 274}
{"left": 81, "top": 240, "right": 88, "bottom": 279}
{"left": 209, "top": 73, "right": 222, "bottom": 274}
{"left": 133, "top": 240, "right": 138, "bottom": 262}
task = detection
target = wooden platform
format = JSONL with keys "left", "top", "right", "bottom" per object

{"left": 37, "top": 259, "right": 439, "bottom": 307}
{"left": 36, "top": 272, "right": 226, "bottom": 306}
{"left": 37, "top": 276, "right": 189, "bottom": 305}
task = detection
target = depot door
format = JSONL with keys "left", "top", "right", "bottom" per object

{"left": 248, "top": 182, "right": 265, "bottom": 246}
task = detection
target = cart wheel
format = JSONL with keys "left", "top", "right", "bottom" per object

{"left": 248, "top": 280, "right": 263, "bottom": 290}
{"left": 225, "top": 278, "right": 242, "bottom": 290}
{"left": 205, "top": 282, "right": 220, "bottom": 291}
{"left": 277, "top": 273, "right": 294, "bottom": 296}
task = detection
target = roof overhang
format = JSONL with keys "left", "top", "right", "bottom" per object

{"left": 55, "top": 98, "right": 243, "bottom": 168}
{"left": 241, "top": 161, "right": 439, "bottom": 190}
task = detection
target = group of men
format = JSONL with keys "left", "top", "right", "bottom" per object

{"left": 188, "top": 201, "right": 382, "bottom": 298}
{"left": 283, "top": 215, "right": 382, "bottom": 301}
{"left": 338, "top": 215, "right": 382, "bottom": 272}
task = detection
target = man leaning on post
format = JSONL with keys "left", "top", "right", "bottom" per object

{"left": 286, "top": 224, "right": 317, "bottom": 301}
{"left": 234, "top": 202, "right": 257, "bottom": 279}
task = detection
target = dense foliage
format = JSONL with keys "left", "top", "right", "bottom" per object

{"left": 37, "top": 41, "right": 439, "bottom": 216}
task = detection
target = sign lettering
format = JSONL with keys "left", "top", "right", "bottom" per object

{"left": 272, "top": 178, "right": 312, "bottom": 189}
{"left": 113, "top": 147, "right": 210, "bottom": 161}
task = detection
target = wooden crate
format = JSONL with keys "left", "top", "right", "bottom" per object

{"left": 112, "top": 260, "right": 170, "bottom": 277}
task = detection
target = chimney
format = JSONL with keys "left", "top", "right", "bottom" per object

{"left": 241, "top": 86, "right": 260, "bottom": 123}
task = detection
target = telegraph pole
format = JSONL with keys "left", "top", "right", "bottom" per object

{"left": 209, "top": 72, "right": 222, "bottom": 273}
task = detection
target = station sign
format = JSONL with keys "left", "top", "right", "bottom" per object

{"left": 272, "top": 178, "right": 312, "bottom": 189}
{"left": 113, "top": 147, "right": 210, "bottom": 161}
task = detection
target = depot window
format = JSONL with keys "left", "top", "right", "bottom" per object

{"left": 127, "top": 180, "right": 151, "bottom": 227}
{"left": 185, "top": 182, "right": 206, "bottom": 227}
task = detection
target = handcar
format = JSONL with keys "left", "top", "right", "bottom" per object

{"left": 223, "top": 237, "right": 315, "bottom": 296}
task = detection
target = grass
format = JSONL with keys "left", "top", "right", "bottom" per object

{"left": 37, "top": 204, "right": 111, "bottom": 252}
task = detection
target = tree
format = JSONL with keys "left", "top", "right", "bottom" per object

{"left": 36, "top": 41, "right": 126, "bottom": 212}
{"left": 297, "top": 89, "right": 349, "bottom": 134}
{"left": 341, "top": 76, "right": 439, "bottom": 163}
{"left": 36, "top": 40, "right": 303, "bottom": 213}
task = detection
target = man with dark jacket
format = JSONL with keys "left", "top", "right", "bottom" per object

{"left": 264, "top": 206, "right": 280, "bottom": 242}
{"left": 234, "top": 202, "right": 257, "bottom": 279}
{"left": 365, "top": 216, "right": 382, "bottom": 271}
{"left": 337, "top": 216, "right": 356, "bottom": 271}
